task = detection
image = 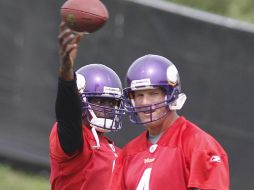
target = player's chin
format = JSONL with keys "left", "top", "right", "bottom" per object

{"left": 138, "top": 113, "right": 151, "bottom": 122}
{"left": 139, "top": 115, "right": 159, "bottom": 125}
{"left": 141, "top": 114, "right": 165, "bottom": 127}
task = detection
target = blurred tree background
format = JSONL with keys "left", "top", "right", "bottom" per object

{"left": 1, "top": 0, "right": 253, "bottom": 189}
{"left": 167, "top": 0, "right": 254, "bottom": 23}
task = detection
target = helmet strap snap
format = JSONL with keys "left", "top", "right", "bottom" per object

{"left": 169, "top": 93, "right": 187, "bottom": 110}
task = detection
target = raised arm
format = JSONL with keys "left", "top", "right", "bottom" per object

{"left": 55, "top": 22, "right": 84, "bottom": 155}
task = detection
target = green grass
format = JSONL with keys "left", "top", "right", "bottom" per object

{"left": 0, "top": 164, "right": 50, "bottom": 190}
{"left": 166, "top": 0, "right": 254, "bottom": 24}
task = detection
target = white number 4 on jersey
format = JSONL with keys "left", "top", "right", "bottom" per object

{"left": 136, "top": 168, "right": 152, "bottom": 190}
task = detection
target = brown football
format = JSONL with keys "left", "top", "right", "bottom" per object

{"left": 60, "top": 0, "right": 109, "bottom": 33}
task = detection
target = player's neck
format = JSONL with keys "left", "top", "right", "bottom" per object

{"left": 146, "top": 111, "right": 179, "bottom": 136}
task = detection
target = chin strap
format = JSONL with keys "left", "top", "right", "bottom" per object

{"left": 91, "top": 127, "right": 100, "bottom": 149}
{"left": 169, "top": 93, "right": 187, "bottom": 110}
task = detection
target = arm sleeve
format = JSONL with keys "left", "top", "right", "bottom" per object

{"left": 187, "top": 133, "right": 230, "bottom": 190}
{"left": 55, "top": 76, "right": 83, "bottom": 155}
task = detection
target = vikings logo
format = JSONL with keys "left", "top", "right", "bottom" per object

{"left": 166, "top": 64, "right": 179, "bottom": 86}
{"left": 76, "top": 73, "right": 86, "bottom": 93}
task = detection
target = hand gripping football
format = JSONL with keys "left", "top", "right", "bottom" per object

{"left": 60, "top": 0, "right": 109, "bottom": 33}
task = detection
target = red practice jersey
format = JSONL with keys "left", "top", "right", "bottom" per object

{"left": 111, "top": 116, "right": 229, "bottom": 190}
{"left": 49, "top": 123, "right": 120, "bottom": 190}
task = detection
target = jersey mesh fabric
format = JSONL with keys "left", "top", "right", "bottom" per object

{"left": 110, "top": 116, "right": 229, "bottom": 190}
{"left": 49, "top": 122, "right": 120, "bottom": 190}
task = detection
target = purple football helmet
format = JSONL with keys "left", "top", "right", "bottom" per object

{"left": 76, "top": 64, "right": 125, "bottom": 131}
{"left": 124, "top": 54, "right": 186, "bottom": 124}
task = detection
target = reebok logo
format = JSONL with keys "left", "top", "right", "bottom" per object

{"left": 210, "top": 155, "right": 221, "bottom": 163}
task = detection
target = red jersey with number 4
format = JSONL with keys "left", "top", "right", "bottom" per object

{"left": 111, "top": 116, "right": 229, "bottom": 190}
{"left": 49, "top": 123, "right": 120, "bottom": 190}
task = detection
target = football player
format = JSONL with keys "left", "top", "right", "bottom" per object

{"left": 111, "top": 54, "right": 229, "bottom": 190}
{"left": 49, "top": 22, "right": 125, "bottom": 190}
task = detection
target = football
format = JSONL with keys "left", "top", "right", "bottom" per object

{"left": 60, "top": 0, "right": 109, "bottom": 33}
